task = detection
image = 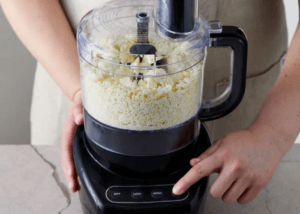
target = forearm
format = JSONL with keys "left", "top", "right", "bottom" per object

{"left": 251, "top": 24, "right": 300, "bottom": 153}
{"left": 1, "top": 0, "right": 80, "bottom": 100}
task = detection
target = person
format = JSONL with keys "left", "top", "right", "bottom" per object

{"left": 2, "top": 0, "right": 299, "bottom": 205}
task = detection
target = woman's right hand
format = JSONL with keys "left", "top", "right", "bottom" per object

{"left": 62, "top": 89, "right": 84, "bottom": 193}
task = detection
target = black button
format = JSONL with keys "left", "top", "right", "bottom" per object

{"left": 110, "top": 190, "right": 123, "bottom": 199}
{"left": 151, "top": 189, "right": 164, "bottom": 199}
{"left": 131, "top": 189, "right": 143, "bottom": 199}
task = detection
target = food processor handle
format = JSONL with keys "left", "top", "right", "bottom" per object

{"left": 198, "top": 26, "right": 248, "bottom": 122}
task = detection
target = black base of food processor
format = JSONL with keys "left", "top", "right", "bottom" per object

{"left": 83, "top": 109, "right": 202, "bottom": 179}
{"left": 73, "top": 124, "right": 211, "bottom": 214}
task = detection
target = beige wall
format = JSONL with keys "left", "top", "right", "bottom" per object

{"left": 0, "top": 6, "right": 36, "bottom": 145}
{"left": 283, "top": 0, "right": 299, "bottom": 45}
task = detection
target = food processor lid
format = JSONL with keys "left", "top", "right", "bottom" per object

{"left": 77, "top": 0, "right": 211, "bottom": 77}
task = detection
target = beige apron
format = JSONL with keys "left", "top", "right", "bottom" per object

{"left": 30, "top": 0, "right": 287, "bottom": 145}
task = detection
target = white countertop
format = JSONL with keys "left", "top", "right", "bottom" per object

{"left": 0, "top": 144, "right": 299, "bottom": 214}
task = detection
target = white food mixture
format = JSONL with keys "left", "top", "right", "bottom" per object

{"left": 81, "top": 34, "right": 204, "bottom": 130}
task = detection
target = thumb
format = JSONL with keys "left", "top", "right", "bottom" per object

{"left": 73, "top": 103, "right": 83, "bottom": 125}
{"left": 72, "top": 90, "right": 84, "bottom": 125}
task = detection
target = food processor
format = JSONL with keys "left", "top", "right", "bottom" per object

{"left": 73, "top": 0, "right": 248, "bottom": 213}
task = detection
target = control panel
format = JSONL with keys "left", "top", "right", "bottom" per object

{"left": 106, "top": 185, "right": 189, "bottom": 203}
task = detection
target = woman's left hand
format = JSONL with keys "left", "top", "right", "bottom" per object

{"left": 172, "top": 122, "right": 287, "bottom": 205}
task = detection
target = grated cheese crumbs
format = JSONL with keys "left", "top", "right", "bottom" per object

{"left": 81, "top": 35, "right": 204, "bottom": 130}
